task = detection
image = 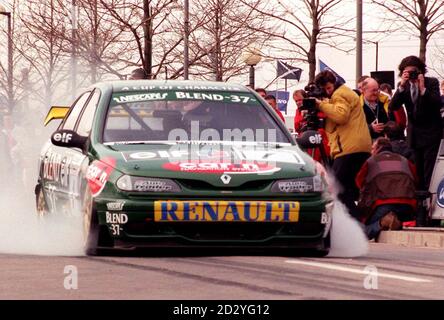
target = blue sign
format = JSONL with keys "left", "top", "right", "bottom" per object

{"left": 266, "top": 90, "right": 289, "bottom": 112}
{"left": 437, "top": 178, "right": 444, "bottom": 208}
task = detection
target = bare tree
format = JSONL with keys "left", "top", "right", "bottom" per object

{"left": 188, "top": 0, "right": 271, "bottom": 81}
{"left": 0, "top": 0, "right": 26, "bottom": 112}
{"left": 371, "top": 0, "right": 444, "bottom": 62}
{"left": 242, "top": 0, "right": 355, "bottom": 82}
{"left": 17, "top": 0, "right": 70, "bottom": 107}
{"left": 100, "top": 0, "right": 185, "bottom": 79}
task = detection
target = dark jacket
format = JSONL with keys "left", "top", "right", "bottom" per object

{"left": 389, "top": 77, "right": 442, "bottom": 148}
{"left": 355, "top": 151, "right": 417, "bottom": 219}
{"left": 361, "top": 99, "right": 390, "bottom": 139}
{"left": 391, "top": 139, "right": 415, "bottom": 163}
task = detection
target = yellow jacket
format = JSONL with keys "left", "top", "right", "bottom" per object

{"left": 318, "top": 85, "right": 372, "bottom": 159}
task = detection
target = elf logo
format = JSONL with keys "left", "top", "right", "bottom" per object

{"left": 53, "top": 132, "right": 73, "bottom": 144}
{"left": 309, "top": 134, "right": 322, "bottom": 145}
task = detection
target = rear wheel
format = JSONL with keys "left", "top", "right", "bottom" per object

{"left": 35, "top": 184, "right": 49, "bottom": 218}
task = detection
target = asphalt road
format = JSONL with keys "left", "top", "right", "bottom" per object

{"left": 1, "top": 243, "right": 443, "bottom": 300}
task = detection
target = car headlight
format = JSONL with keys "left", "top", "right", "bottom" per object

{"left": 271, "top": 175, "right": 324, "bottom": 193}
{"left": 116, "top": 175, "right": 181, "bottom": 192}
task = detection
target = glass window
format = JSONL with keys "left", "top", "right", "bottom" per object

{"left": 76, "top": 89, "right": 101, "bottom": 136}
{"left": 62, "top": 92, "right": 92, "bottom": 130}
{"left": 103, "top": 91, "right": 290, "bottom": 144}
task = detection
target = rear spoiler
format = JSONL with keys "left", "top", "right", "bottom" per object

{"left": 43, "top": 106, "right": 70, "bottom": 126}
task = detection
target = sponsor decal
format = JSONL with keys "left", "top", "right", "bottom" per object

{"left": 106, "top": 201, "right": 125, "bottom": 211}
{"left": 86, "top": 157, "right": 116, "bottom": 197}
{"left": 154, "top": 200, "right": 300, "bottom": 222}
{"left": 123, "top": 149, "right": 305, "bottom": 165}
{"left": 52, "top": 132, "right": 73, "bottom": 144}
{"left": 437, "top": 179, "right": 444, "bottom": 208}
{"left": 105, "top": 212, "right": 128, "bottom": 224}
{"left": 162, "top": 161, "right": 280, "bottom": 174}
{"left": 112, "top": 92, "right": 168, "bottom": 104}
{"left": 120, "top": 85, "right": 244, "bottom": 92}
{"left": 43, "top": 154, "right": 73, "bottom": 188}
{"left": 111, "top": 91, "right": 257, "bottom": 106}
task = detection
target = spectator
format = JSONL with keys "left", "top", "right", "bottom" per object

{"left": 355, "top": 75, "right": 370, "bottom": 96}
{"left": 315, "top": 70, "right": 372, "bottom": 219}
{"left": 264, "top": 94, "right": 285, "bottom": 123}
{"left": 255, "top": 88, "right": 267, "bottom": 99}
{"left": 380, "top": 83, "right": 393, "bottom": 97}
{"left": 441, "top": 80, "right": 444, "bottom": 102}
{"left": 293, "top": 89, "right": 307, "bottom": 134}
{"left": 356, "top": 137, "right": 417, "bottom": 240}
{"left": 389, "top": 55, "right": 442, "bottom": 190}
{"left": 0, "top": 125, "right": 10, "bottom": 181}
{"left": 293, "top": 89, "right": 330, "bottom": 163}
{"left": 440, "top": 80, "right": 444, "bottom": 119}
{"left": 360, "top": 78, "right": 391, "bottom": 140}
{"left": 378, "top": 82, "right": 408, "bottom": 133}
{"left": 129, "top": 67, "right": 148, "bottom": 80}
{"left": 383, "top": 121, "right": 415, "bottom": 163}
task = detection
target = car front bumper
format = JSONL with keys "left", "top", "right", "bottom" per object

{"left": 94, "top": 197, "right": 334, "bottom": 249}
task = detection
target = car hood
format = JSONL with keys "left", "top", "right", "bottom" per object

{"left": 94, "top": 142, "right": 316, "bottom": 187}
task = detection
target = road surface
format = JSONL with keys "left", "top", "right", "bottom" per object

{"left": 0, "top": 243, "right": 443, "bottom": 300}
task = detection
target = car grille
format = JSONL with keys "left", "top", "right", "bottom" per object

{"left": 177, "top": 179, "right": 272, "bottom": 191}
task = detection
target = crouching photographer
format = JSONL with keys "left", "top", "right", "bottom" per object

{"left": 313, "top": 70, "right": 372, "bottom": 219}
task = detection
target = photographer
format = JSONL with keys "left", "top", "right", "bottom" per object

{"left": 294, "top": 88, "right": 330, "bottom": 163}
{"left": 314, "top": 70, "right": 372, "bottom": 219}
{"left": 389, "top": 55, "right": 442, "bottom": 190}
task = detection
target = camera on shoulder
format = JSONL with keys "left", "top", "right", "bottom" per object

{"left": 300, "top": 83, "right": 325, "bottom": 112}
{"left": 298, "top": 83, "right": 326, "bottom": 131}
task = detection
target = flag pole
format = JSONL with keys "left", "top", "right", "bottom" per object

{"left": 284, "top": 78, "right": 288, "bottom": 114}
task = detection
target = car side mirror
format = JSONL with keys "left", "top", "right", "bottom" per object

{"left": 296, "top": 130, "right": 323, "bottom": 149}
{"left": 51, "top": 130, "right": 87, "bottom": 149}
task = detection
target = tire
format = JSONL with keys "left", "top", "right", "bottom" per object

{"left": 82, "top": 186, "right": 113, "bottom": 256}
{"left": 35, "top": 184, "right": 49, "bottom": 218}
{"left": 305, "top": 232, "right": 331, "bottom": 257}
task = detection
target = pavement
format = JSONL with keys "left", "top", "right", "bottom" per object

{"left": 1, "top": 242, "right": 443, "bottom": 299}
{"left": 378, "top": 227, "right": 444, "bottom": 248}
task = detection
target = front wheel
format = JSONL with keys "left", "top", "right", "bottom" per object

{"left": 304, "top": 232, "right": 331, "bottom": 257}
{"left": 82, "top": 186, "right": 113, "bottom": 256}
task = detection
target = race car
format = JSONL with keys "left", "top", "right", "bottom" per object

{"left": 36, "top": 80, "right": 333, "bottom": 256}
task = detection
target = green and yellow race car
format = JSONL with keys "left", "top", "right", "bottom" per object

{"left": 36, "top": 80, "right": 333, "bottom": 255}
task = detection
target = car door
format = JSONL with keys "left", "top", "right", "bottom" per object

{"left": 68, "top": 89, "right": 102, "bottom": 214}
{"left": 42, "top": 91, "right": 92, "bottom": 214}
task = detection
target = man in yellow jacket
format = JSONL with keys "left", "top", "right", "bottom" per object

{"left": 314, "top": 70, "right": 372, "bottom": 219}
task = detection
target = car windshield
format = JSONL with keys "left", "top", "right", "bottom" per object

{"left": 103, "top": 90, "right": 290, "bottom": 144}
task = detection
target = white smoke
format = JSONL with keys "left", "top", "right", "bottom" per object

{"left": 326, "top": 173, "right": 369, "bottom": 258}
{"left": 328, "top": 200, "right": 369, "bottom": 257}
{"left": 0, "top": 108, "right": 84, "bottom": 256}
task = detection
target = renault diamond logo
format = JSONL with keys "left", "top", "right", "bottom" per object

{"left": 220, "top": 174, "right": 232, "bottom": 184}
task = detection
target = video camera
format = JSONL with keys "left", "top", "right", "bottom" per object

{"left": 299, "top": 83, "right": 326, "bottom": 131}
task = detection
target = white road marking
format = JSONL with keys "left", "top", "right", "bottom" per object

{"left": 285, "top": 260, "right": 432, "bottom": 283}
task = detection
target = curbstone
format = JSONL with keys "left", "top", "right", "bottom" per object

{"left": 377, "top": 230, "right": 444, "bottom": 248}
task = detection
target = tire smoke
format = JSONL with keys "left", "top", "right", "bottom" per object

{"left": 0, "top": 115, "right": 84, "bottom": 256}
{"left": 328, "top": 200, "right": 369, "bottom": 257}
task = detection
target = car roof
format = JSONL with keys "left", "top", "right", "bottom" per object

{"left": 93, "top": 80, "right": 251, "bottom": 93}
